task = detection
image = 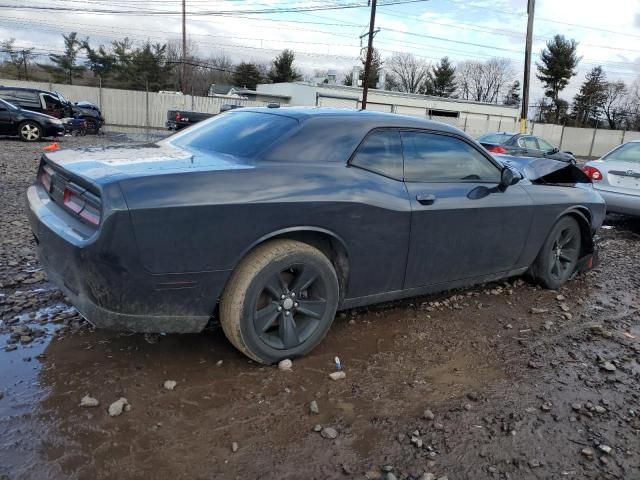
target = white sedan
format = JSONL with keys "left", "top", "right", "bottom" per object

{"left": 583, "top": 140, "right": 640, "bottom": 217}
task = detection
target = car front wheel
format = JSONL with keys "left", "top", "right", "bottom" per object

{"left": 531, "top": 216, "right": 582, "bottom": 289}
{"left": 19, "top": 121, "right": 42, "bottom": 142}
{"left": 220, "top": 239, "right": 339, "bottom": 364}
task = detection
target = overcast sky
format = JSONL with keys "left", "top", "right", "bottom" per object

{"left": 1, "top": 0, "right": 639, "bottom": 103}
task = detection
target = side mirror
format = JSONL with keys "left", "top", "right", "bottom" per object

{"left": 499, "top": 167, "right": 519, "bottom": 192}
{"left": 549, "top": 147, "right": 560, "bottom": 154}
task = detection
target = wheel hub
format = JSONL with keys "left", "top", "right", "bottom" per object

{"left": 282, "top": 297, "right": 294, "bottom": 310}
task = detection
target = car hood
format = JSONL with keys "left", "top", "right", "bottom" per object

{"left": 496, "top": 155, "right": 591, "bottom": 184}
{"left": 43, "top": 142, "right": 252, "bottom": 184}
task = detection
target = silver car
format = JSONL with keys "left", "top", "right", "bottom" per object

{"left": 583, "top": 141, "right": 640, "bottom": 216}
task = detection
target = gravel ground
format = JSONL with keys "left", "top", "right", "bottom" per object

{"left": 0, "top": 134, "right": 639, "bottom": 480}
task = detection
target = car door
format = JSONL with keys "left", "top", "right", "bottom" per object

{"left": 0, "top": 103, "right": 12, "bottom": 134}
{"left": 401, "top": 130, "right": 534, "bottom": 288}
{"left": 516, "top": 136, "right": 545, "bottom": 158}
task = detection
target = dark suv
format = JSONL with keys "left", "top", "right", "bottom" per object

{"left": 0, "top": 86, "right": 105, "bottom": 133}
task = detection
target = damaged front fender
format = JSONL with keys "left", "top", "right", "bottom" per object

{"left": 497, "top": 155, "right": 591, "bottom": 185}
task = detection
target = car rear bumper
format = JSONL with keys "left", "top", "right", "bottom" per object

{"left": 26, "top": 184, "right": 219, "bottom": 333}
{"left": 594, "top": 187, "right": 640, "bottom": 216}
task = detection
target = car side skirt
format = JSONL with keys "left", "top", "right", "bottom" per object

{"left": 340, "top": 266, "right": 529, "bottom": 310}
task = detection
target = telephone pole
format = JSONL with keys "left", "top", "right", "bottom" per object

{"left": 361, "top": 0, "right": 377, "bottom": 110}
{"left": 520, "top": 0, "right": 535, "bottom": 133}
{"left": 181, "top": 0, "right": 187, "bottom": 93}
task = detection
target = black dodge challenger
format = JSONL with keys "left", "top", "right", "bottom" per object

{"left": 27, "top": 108, "right": 605, "bottom": 363}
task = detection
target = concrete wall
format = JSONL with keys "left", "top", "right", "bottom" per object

{"left": 0, "top": 78, "right": 272, "bottom": 128}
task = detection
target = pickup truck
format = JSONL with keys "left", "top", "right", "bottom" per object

{"left": 166, "top": 105, "right": 244, "bottom": 131}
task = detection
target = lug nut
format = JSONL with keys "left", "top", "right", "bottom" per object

{"left": 281, "top": 294, "right": 286, "bottom": 299}
{"left": 291, "top": 292, "right": 296, "bottom": 297}
{"left": 277, "top": 306, "right": 282, "bottom": 311}
{"left": 285, "top": 311, "right": 290, "bottom": 315}
{"left": 294, "top": 302, "right": 298, "bottom": 307}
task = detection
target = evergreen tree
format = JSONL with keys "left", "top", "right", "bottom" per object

{"left": 267, "top": 49, "right": 301, "bottom": 83}
{"left": 425, "top": 57, "right": 456, "bottom": 97}
{"left": 536, "top": 35, "right": 580, "bottom": 123}
{"left": 46, "top": 32, "right": 85, "bottom": 84}
{"left": 571, "top": 66, "right": 607, "bottom": 127}
{"left": 503, "top": 80, "right": 521, "bottom": 106}
{"left": 233, "top": 62, "right": 264, "bottom": 90}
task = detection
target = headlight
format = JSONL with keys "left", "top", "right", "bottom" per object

{"left": 48, "top": 118, "right": 63, "bottom": 125}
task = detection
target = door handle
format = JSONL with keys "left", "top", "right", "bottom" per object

{"left": 416, "top": 193, "right": 436, "bottom": 205}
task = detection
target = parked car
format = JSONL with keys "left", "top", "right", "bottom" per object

{"left": 166, "top": 109, "right": 215, "bottom": 130}
{"left": 0, "top": 98, "right": 65, "bottom": 141}
{"left": 0, "top": 86, "right": 104, "bottom": 133}
{"left": 582, "top": 141, "right": 640, "bottom": 216}
{"left": 27, "top": 108, "right": 605, "bottom": 363}
{"left": 479, "top": 132, "right": 576, "bottom": 163}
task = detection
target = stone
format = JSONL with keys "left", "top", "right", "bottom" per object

{"left": 433, "top": 422, "right": 444, "bottom": 431}
{"left": 231, "top": 442, "right": 239, "bottom": 453}
{"left": 420, "top": 474, "right": 436, "bottom": 480}
{"left": 163, "top": 380, "right": 177, "bottom": 391}
{"left": 601, "top": 361, "right": 617, "bottom": 372}
{"left": 329, "top": 371, "right": 346, "bottom": 381}
{"left": 529, "top": 459, "right": 541, "bottom": 468}
{"left": 594, "top": 406, "right": 606, "bottom": 414}
{"left": 278, "top": 359, "right": 293, "bottom": 371}
{"left": 386, "top": 474, "right": 397, "bottom": 480}
{"left": 598, "top": 445, "right": 612, "bottom": 455}
{"left": 423, "top": 409, "right": 435, "bottom": 420}
{"left": 19, "top": 335, "right": 32, "bottom": 344}
{"left": 571, "top": 403, "right": 582, "bottom": 411}
{"left": 559, "top": 304, "right": 571, "bottom": 312}
{"left": 581, "top": 447, "right": 595, "bottom": 459}
{"left": 309, "top": 400, "right": 319, "bottom": 415}
{"left": 556, "top": 294, "right": 566, "bottom": 301}
{"left": 320, "top": 427, "right": 338, "bottom": 439}
{"left": 79, "top": 395, "right": 99, "bottom": 408}
{"left": 313, "top": 424, "right": 322, "bottom": 432}
{"left": 4, "top": 344, "right": 17, "bottom": 352}
{"left": 108, "top": 397, "right": 129, "bottom": 417}
{"left": 411, "top": 437, "right": 423, "bottom": 448}
{"left": 530, "top": 307, "right": 548, "bottom": 314}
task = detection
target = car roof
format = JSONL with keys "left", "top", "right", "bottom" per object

{"left": 0, "top": 85, "right": 54, "bottom": 95}
{"left": 237, "top": 106, "right": 463, "bottom": 135}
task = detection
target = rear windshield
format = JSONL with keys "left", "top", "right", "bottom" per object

{"left": 478, "top": 133, "right": 513, "bottom": 144}
{"left": 603, "top": 142, "right": 640, "bottom": 163}
{"left": 166, "top": 111, "right": 298, "bottom": 158}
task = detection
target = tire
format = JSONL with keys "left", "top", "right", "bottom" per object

{"left": 531, "top": 216, "right": 582, "bottom": 289}
{"left": 18, "top": 121, "right": 42, "bottom": 142}
{"left": 84, "top": 118, "right": 99, "bottom": 135}
{"left": 220, "top": 239, "right": 339, "bottom": 364}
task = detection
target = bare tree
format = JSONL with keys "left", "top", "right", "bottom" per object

{"left": 456, "top": 58, "right": 514, "bottom": 104}
{"left": 602, "top": 80, "right": 628, "bottom": 130}
{"left": 385, "top": 52, "right": 430, "bottom": 94}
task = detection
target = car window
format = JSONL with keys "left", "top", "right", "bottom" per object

{"left": 166, "top": 111, "right": 298, "bottom": 158}
{"left": 402, "top": 131, "right": 501, "bottom": 183}
{"left": 478, "top": 133, "right": 513, "bottom": 144}
{"left": 351, "top": 130, "right": 403, "bottom": 179}
{"left": 537, "top": 137, "right": 554, "bottom": 151}
{"left": 518, "top": 136, "right": 539, "bottom": 149}
{"left": 603, "top": 142, "right": 640, "bottom": 164}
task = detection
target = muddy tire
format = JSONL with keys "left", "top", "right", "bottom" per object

{"left": 84, "top": 118, "right": 99, "bottom": 135}
{"left": 531, "top": 216, "right": 582, "bottom": 289}
{"left": 18, "top": 121, "right": 42, "bottom": 142}
{"left": 220, "top": 239, "right": 339, "bottom": 364}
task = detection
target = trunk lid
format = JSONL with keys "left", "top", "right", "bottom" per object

{"left": 42, "top": 142, "right": 252, "bottom": 185}
{"left": 593, "top": 160, "right": 640, "bottom": 196}
{"left": 497, "top": 155, "right": 591, "bottom": 185}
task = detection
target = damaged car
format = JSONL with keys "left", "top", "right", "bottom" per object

{"left": 26, "top": 108, "right": 605, "bottom": 363}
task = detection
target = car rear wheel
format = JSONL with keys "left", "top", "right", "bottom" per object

{"left": 220, "top": 239, "right": 339, "bottom": 364}
{"left": 531, "top": 216, "right": 582, "bottom": 289}
{"left": 84, "top": 118, "right": 99, "bottom": 134}
{"left": 19, "top": 121, "right": 42, "bottom": 142}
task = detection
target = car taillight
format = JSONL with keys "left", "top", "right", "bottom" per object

{"left": 175, "top": 112, "right": 181, "bottom": 121}
{"left": 63, "top": 187, "right": 101, "bottom": 225}
{"left": 487, "top": 145, "right": 507, "bottom": 154}
{"left": 39, "top": 166, "right": 52, "bottom": 192}
{"left": 582, "top": 165, "right": 603, "bottom": 181}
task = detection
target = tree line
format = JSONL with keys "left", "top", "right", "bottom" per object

{"left": 2, "top": 32, "right": 639, "bottom": 130}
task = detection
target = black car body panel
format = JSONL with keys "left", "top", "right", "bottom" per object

{"left": 26, "top": 108, "right": 606, "bottom": 333}
{"left": 166, "top": 109, "right": 215, "bottom": 130}
{"left": 0, "top": 86, "right": 104, "bottom": 129}
{"left": 480, "top": 132, "right": 576, "bottom": 163}
{"left": 0, "top": 98, "right": 65, "bottom": 139}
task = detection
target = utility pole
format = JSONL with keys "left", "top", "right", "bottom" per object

{"left": 520, "top": 0, "right": 535, "bottom": 133}
{"left": 181, "top": 0, "right": 187, "bottom": 93}
{"left": 361, "top": 0, "right": 377, "bottom": 110}
{"left": 21, "top": 50, "right": 29, "bottom": 80}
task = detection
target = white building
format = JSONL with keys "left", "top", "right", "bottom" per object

{"left": 256, "top": 82, "right": 520, "bottom": 137}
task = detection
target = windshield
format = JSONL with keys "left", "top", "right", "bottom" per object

{"left": 53, "top": 91, "right": 70, "bottom": 105}
{"left": 603, "top": 142, "right": 640, "bottom": 164}
{"left": 166, "top": 111, "right": 298, "bottom": 158}
{"left": 478, "top": 133, "right": 514, "bottom": 144}
{"left": 0, "top": 98, "right": 18, "bottom": 110}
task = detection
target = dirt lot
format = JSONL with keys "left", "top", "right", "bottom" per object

{"left": 1, "top": 134, "right": 639, "bottom": 480}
